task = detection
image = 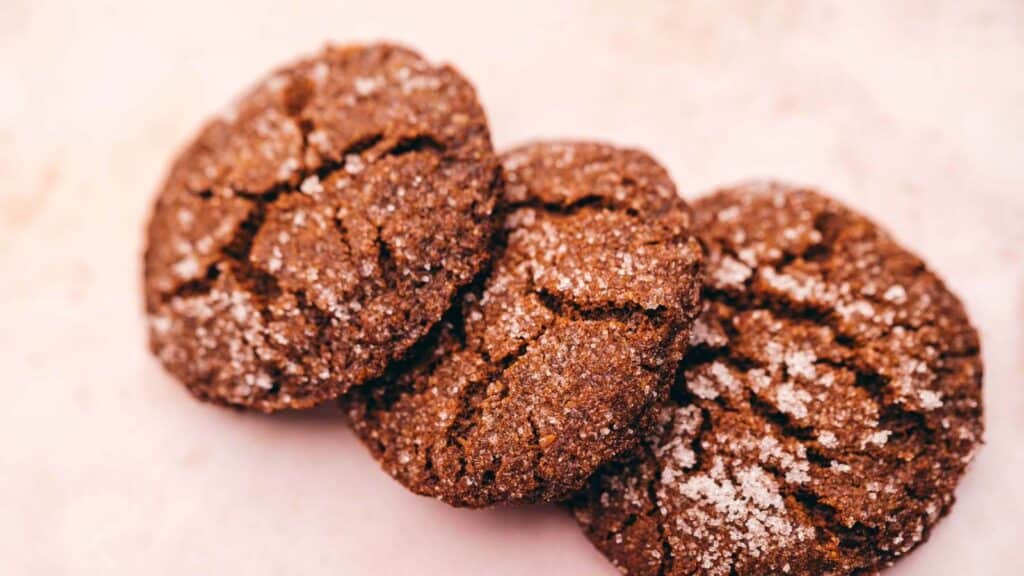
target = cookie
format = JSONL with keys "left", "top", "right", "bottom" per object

{"left": 343, "top": 141, "right": 704, "bottom": 507}
{"left": 143, "top": 44, "right": 500, "bottom": 411}
{"left": 571, "top": 182, "right": 983, "bottom": 575}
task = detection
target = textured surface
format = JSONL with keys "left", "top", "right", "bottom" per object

{"left": 572, "top": 183, "right": 983, "bottom": 575}
{"left": 3, "top": 1, "right": 1023, "bottom": 575}
{"left": 143, "top": 43, "right": 499, "bottom": 411}
{"left": 345, "top": 142, "right": 703, "bottom": 507}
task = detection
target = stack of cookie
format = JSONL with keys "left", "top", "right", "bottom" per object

{"left": 143, "top": 44, "right": 983, "bottom": 575}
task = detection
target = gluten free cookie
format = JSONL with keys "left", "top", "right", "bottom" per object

{"left": 572, "top": 182, "right": 983, "bottom": 575}
{"left": 343, "top": 142, "right": 704, "bottom": 507}
{"left": 144, "top": 44, "right": 500, "bottom": 411}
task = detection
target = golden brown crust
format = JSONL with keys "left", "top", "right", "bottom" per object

{"left": 143, "top": 43, "right": 500, "bottom": 411}
{"left": 572, "top": 182, "right": 984, "bottom": 575}
{"left": 343, "top": 142, "right": 704, "bottom": 507}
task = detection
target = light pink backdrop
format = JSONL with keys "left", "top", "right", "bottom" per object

{"left": 2, "top": 1, "right": 1022, "bottom": 574}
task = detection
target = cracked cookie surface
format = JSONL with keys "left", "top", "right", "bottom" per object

{"left": 343, "top": 142, "right": 703, "bottom": 507}
{"left": 143, "top": 43, "right": 500, "bottom": 411}
{"left": 571, "top": 182, "right": 984, "bottom": 575}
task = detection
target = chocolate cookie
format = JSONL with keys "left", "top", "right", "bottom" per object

{"left": 343, "top": 142, "right": 704, "bottom": 507}
{"left": 572, "top": 182, "right": 983, "bottom": 575}
{"left": 143, "top": 44, "right": 500, "bottom": 411}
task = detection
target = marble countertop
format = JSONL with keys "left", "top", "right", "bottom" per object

{"left": 2, "top": 1, "right": 1022, "bottom": 574}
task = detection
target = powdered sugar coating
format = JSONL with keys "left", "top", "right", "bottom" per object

{"left": 344, "top": 142, "right": 703, "bottom": 507}
{"left": 144, "top": 44, "right": 500, "bottom": 411}
{"left": 572, "top": 182, "right": 983, "bottom": 575}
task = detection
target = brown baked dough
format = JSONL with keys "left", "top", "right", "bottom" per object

{"left": 572, "top": 182, "right": 983, "bottom": 575}
{"left": 343, "top": 142, "right": 703, "bottom": 507}
{"left": 143, "top": 44, "right": 500, "bottom": 411}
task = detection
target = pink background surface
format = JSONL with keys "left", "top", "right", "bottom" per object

{"left": 2, "top": 1, "right": 1023, "bottom": 574}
